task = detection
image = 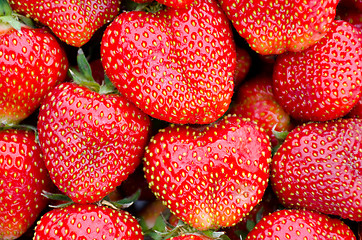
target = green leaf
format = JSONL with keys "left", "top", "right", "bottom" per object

{"left": 0, "top": 0, "right": 12, "bottom": 17}
{"left": 77, "top": 48, "right": 94, "bottom": 82}
{"left": 111, "top": 189, "right": 141, "bottom": 208}
{"left": 0, "top": 15, "right": 21, "bottom": 30}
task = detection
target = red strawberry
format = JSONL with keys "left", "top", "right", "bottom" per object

{"left": 271, "top": 118, "right": 362, "bottom": 222}
{"left": 37, "top": 82, "right": 151, "bottom": 203}
{"left": 273, "top": 20, "right": 362, "bottom": 122}
{"left": 233, "top": 47, "right": 251, "bottom": 87}
{"left": 9, "top": 0, "right": 120, "bottom": 47}
{"left": 218, "top": 0, "right": 338, "bottom": 55}
{"left": 167, "top": 234, "right": 213, "bottom": 240}
{"left": 0, "top": 13, "right": 68, "bottom": 126}
{"left": 143, "top": 115, "right": 271, "bottom": 230}
{"left": 33, "top": 204, "right": 144, "bottom": 239}
{"left": 245, "top": 209, "right": 356, "bottom": 240}
{"left": 348, "top": 97, "right": 362, "bottom": 118}
{"left": 0, "top": 129, "right": 52, "bottom": 240}
{"left": 101, "top": 0, "right": 236, "bottom": 124}
{"left": 229, "top": 75, "right": 294, "bottom": 147}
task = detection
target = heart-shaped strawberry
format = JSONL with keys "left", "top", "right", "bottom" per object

{"left": 143, "top": 115, "right": 271, "bottom": 230}
{"left": 37, "top": 82, "right": 151, "bottom": 203}
{"left": 101, "top": 0, "right": 236, "bottom": 124}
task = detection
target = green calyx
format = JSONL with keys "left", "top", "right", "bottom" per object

{"left": 0, "top": 0, "right": 12, "bottom": 17}
{"left": 69, "top": 48, "right": 117, "bottom": 95}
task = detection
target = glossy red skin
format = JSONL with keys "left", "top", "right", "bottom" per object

{"left": 246, "top": 209, "right": 356, "bottom": 240}
{"left": 37, "top": 82, "right": 151, "bottom": 203}
{"left": 271, "top": 118, "right": 362, "bottom": 221}
{"left": 9, "top": 0, "right": 120, "bottom": 47}
{"left": 218, "top": 0, "right": 338, "bottom": 54}
{"left": 33, "top": 204, "right": 144, "bottom": 239}
{"left": 273, "top": 20, "right": 362, "bottom": 122}
{"left": 233, "top": 47, "right": 251, "bottom": 87}
{"left": 143, "top": 115, "right": 271, "bottom": 230}
{"left": 167, "top": 234, "right": 212, "bottom": 240}
{"left": 229, "top": 75, "right": 294, "bottom": 147}
{"left": 348, "top": 97, "right": 362, "bottom": 118}
{"left": 0, "top": 129, "right": 52, "bottom": 240}
{"left": 101, "top": 0, "right": 236, "bottom": 124}
{"left": 0, "top": 25, "right": 68, "bottom": 126}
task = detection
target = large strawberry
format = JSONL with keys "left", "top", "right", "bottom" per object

{"left": 101, "top": 0, "right": 236, "bottom": 124}
{"left": 9, "top": 0, "right": 120, "bottom": 47}
{"left": 33, "top": 204, "right": 144, "bottom": 239}
{"left": 143, "top": 115, "right": 271, "bottom": 230}
{"left": 0, "top": 3, "right": 68, "bottom": 126}
{"left": 271, "top": 118, "right": 362, "bottom": 222}
{"left": 0, "top": 128, "right": 52, "bottom": 240}
{"left": 218, "top": 0, "right": 338, "bottom": 55}
{"left": 37, "top": 81, "right": 151, "bottom": 204}
{"left": 273, "top": 20, "right": 362, "bottom": 122}
{"left": 245, "top": 209, "right": 356, "bottom": 239}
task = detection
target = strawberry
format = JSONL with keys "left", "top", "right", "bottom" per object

{"left": 218, "top": 0, "right": 339, "bottom": 55}
{"left": 166, "top": 234, "right": 213, "bottom": 240}
{"left": 33, "top": 204, "right": 144, "bottom": 239}
{"left": 271, "top": 118, "right": 362, "bottom": 222}
{"left": 348, "top": 97, "right": 362, "bottom": 118}
{"left": 37, "top": 82, "right": 151, "bottom": 203}
{"left": 228, "top": 75, "right": 294, "bottom": 147}
{"left": 245, "top": 209, "right": 356, "bottom": 239}
{"left": 0, "top": 128, "right": 52, "bottom": 240}
{"left": 9, "top": 0, "right": 120, "bottom": 47}
{"left": 273, "top": 20, "right": 362, "bottom": 122}
{"left": 143, "top": 115, "right": 271, "bottom": 230}
{"left": 233, "top": 47, "right": 251, "bottom": 87}
{"left": 101, "top": 0, "right": 236, "bottom": 124}
{"left": 0, "top": 5, "right": 68, "bottom": 126}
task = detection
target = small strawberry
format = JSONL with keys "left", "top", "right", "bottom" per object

{"left": 0, "top": 128, "right": 52, "bottom": 240}
{"left": 233, "top": 47, "right": 251, "bottom": 87}
{"left": 229, "top": 75, "right": 294, "bottom": 147}
{"left": 37, "top": 51, "right": 151, "bottom": 204}
{"left": 33, "top": 204, "right": 144, "bottom": 239}
{"left": 218, "top": 0, "right": 339, "bottom": 54}
{"left": 271, "top": 118, "right": 362, "bottom": 222}
{"left": 245, "top": 209, "right": 356, "bottom": 239}
{"left": 166, "top": 234, "right": 214, "bottom": 240}
{"left": 9, "top": 0, "right": 121, "bottom": 47}
{"left": 143, "top": 115, "right": 271, "bottom": 230}
{"left": 101, "top": 0, "right": 236, "bottom": 124}
{"left": 0, "top": 2, "right": 68, "bottom": 126}
{"left": 273, "top": 20, "right": 362, "bottom": 122}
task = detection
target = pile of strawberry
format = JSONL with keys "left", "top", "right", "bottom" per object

{"left": 1, "top": 0, "right": 362, "bottom": 239}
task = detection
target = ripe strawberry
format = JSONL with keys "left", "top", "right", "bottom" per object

{"left": 0, "top": 129, "right": 52, "bottom": 240}
{"left": 0, "top": 14, "right": 68, "bottom": 126}
{"left": 233, "top": 47, "right": 251, "bottom": 87}
{"left": 167, "top": 234, "right": 213, "bottom": 240}
{"left": 218, "top": 0, "right": 338, "bottom": 54}
{"left": 33, "top": 204, "right": 144, "bottom": 239}
{"left": 9, "top": 0, "right": 120, "bottom": 47}
{"left": 228, "top": 75, "right": 294, "bottom": 147}
{"left": 101, "top": 0, "right": 236, "bottom": 124}
{"left": 245, "top": 209, "right": 356, "bottom": 239}
{"left": 271, "top": 118, "right": 362, "bottom": 222}
{"left": 143, "top": 115, "right": 271, "bottom": 230}
{"left": 273, "top": 20, "right": 362, "bottom": 122}
{"left": 348, "top": 97, "right": 362, "bottom": 118}
{"left": 37, "top": 82, "right": 151, "bottom": 203}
